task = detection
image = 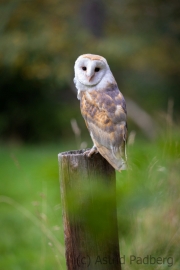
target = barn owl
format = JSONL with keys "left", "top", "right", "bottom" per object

{"left": 74, "top": 54, "right": 127, "bottom": 171}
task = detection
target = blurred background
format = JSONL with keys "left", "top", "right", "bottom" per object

{"left": 0, "top": 0, "right": 180, "bottom": 269}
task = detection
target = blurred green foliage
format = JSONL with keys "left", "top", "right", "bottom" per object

{"left": 0, "top": 1, "right": 180, "bottom": 268}
{"left": 0, "top": 128, "right": 180, "bottom": 269}
{"left": 0, "top": 0, "right": 179, "bottom": 142}
{"left": 0, "top": 143, "right": 68, "bottom": 269}
{"left": 0, "top": 2, "right": 179, "bottom": 269}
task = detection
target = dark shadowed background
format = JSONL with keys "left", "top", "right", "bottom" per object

{"left": 0, "top": 0, "right": 179, "bottom": 143}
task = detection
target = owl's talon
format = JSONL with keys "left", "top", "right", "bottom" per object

{"left": 83, "top": 146, "right": 98, "bottom": 157}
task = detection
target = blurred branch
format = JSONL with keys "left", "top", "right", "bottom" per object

{"left": 126, "top": 98, "right": 157, "bottom": 140}
{"left": 80, "top": 0, "right": 106, "bottom": 37}
{"left": 167, "top": 98, "right": 174, "bottom": 128}
{"left": 71, "top": 118, "right": 88, "bottom": 149}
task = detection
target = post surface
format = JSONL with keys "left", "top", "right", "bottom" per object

{"left": 58, "top": 149, "right": 121, "bottom": 270}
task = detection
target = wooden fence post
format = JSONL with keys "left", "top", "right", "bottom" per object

{"left": 58, "top": 149, "right": 121, "bottom": 270}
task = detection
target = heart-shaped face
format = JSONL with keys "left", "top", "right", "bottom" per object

{"left": 74, "top": 55, "right": 107, "bottom": 87}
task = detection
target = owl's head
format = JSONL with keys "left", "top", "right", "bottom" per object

{"left": 74, "top": 54, "right": 116, "bottom": 98}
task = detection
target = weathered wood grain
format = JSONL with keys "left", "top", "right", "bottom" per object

{"left": 58, "top": 149, "right": 121, "bottom": 270}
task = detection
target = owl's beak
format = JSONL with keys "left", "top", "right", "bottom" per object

{"left": 87, "top": 75, "right": 94, "bottom": 82}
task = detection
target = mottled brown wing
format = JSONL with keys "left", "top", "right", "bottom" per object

{"left": 80, "top": 84, "right": 127, "bottom": 171}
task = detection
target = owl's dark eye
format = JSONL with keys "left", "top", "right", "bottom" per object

{"left": 82, "top": 66, "right": 87, "bottom": 71}
{"left": 95, "top": 67, "right": 100, "bottom": 72}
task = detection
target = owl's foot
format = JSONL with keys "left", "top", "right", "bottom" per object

{"left": 83, "top": 146, "right": 98, "bottom": 157}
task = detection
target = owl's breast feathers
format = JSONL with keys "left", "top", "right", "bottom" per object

{"left": 80, "top": 83, "right": 127, "bottom": 171}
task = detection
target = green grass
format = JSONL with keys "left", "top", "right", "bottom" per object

{"left": 116, "top": 130, "right": 180, "bottom": 270}
{"left": 0, "top": 143, "right": 69, "bottom": 270}
{"left": 0, "top": 130, "right": 180, "bottom": 270}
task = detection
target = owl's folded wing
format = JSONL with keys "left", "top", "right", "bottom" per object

{"left": 81, "top": 85, "right": 127, "bottom": 170}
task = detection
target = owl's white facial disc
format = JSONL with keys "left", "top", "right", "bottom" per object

{"left": 74, "top": 54, "right": 116, "bottom": 99}
{"left": 75, "top": 57, "right": 106, "bottom": 87}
